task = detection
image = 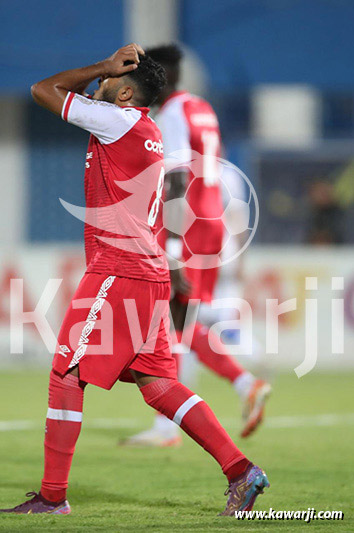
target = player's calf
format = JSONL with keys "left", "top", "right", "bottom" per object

{"left": 136, "top": 375, "right": 254, "bottom": 482}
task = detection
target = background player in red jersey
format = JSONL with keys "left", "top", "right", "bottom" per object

{"left": 0, "top": 43, "right": 269, "bottom": 516}
{"left": 123, "top": 44, "right": 271, "bottom": 447}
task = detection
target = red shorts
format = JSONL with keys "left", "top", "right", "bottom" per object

{"left": 53, "top": 273, "right": 176, "bottom": 390}
{"left": 177, "top": 266, "right": 219, "bottom": 304}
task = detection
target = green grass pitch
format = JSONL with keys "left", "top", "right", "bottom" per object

{"left": 0, "top": 369, "right": 353, "bottom": 532}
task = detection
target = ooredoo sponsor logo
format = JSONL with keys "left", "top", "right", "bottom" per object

{"left": 144, "top": 139, "right": 163, "bottom": 153}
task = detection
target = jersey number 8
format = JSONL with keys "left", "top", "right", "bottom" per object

{"left": 148, "top": 167, "right": 165, "bottom": 227}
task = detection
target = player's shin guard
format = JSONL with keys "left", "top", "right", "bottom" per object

{"left": 41, "top": 370, "right": 85, "bottom": 502}
{"left": 191, "top": 322, "right": 245, "bottom": 382}
{"left": 140, "top": 378, "right": 250, "bottom": 480}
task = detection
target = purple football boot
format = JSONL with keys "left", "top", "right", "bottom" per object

{"left": 0, "top": 491, "right": 71, "bottom": 514}
{"left": 220, "top": 463, "right": 270, "bottom": 516}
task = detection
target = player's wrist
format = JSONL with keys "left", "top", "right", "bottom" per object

{"left": 97, "top": 59, "right": 111, "bottom": 79}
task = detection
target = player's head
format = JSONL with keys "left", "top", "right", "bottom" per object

{"left": 145, "top": 44, "right": 183, "bottom": 103}
{"left": 93, "top": 54, "right": 166, "bottom": 108}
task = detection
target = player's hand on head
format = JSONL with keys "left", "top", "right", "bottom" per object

{"left": 104, "top": 43, "right": 145, "bottom": 78}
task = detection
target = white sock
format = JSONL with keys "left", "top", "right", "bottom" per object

{"left": 153, "top": 413, "right": 179, "bottom": 437}
{"left": 233, "top": 372, "right": 255, "bottom": 399}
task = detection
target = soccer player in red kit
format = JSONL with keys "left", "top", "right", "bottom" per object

{"left": 124, "top": 44, "right": 271, "bottom": 447}
{"left": 0, "top": 44, "right": 269, "bottom": 516}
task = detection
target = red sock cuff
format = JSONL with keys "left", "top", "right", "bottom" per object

{"left": 40, "top": 487, "right": 67, "bottom": 504}
{"left": 140, "top": 378, "right": 178, "bottom": 403}
{"left": 224, "top": 458, "right": 251, "bottom": 482}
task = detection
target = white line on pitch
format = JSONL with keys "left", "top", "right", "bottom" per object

{"left": 264, "top": 413, "right": 354, "bottom": 429}
{"left": 0, "top": 420, "right": 37, "bottom": 431}
{"left": 0, "top": 413, "right": 354, "bottom": 432}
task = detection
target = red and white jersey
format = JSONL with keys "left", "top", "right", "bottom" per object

{"left": 156, "top": 91, "right": 224, "bottom": 255}
{"left": 62, "top": 92, "right": 169, "bottom": 282}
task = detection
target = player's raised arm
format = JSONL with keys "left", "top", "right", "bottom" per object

{"left": 30, "top": 43, "right": 144, "bottom": 115}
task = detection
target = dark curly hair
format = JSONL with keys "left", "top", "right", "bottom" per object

{"left": 125, "top": 54, "right": 167, "bottom": 107}
{"left": 146, "top": 44, "right": 183, "bottom": 68}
